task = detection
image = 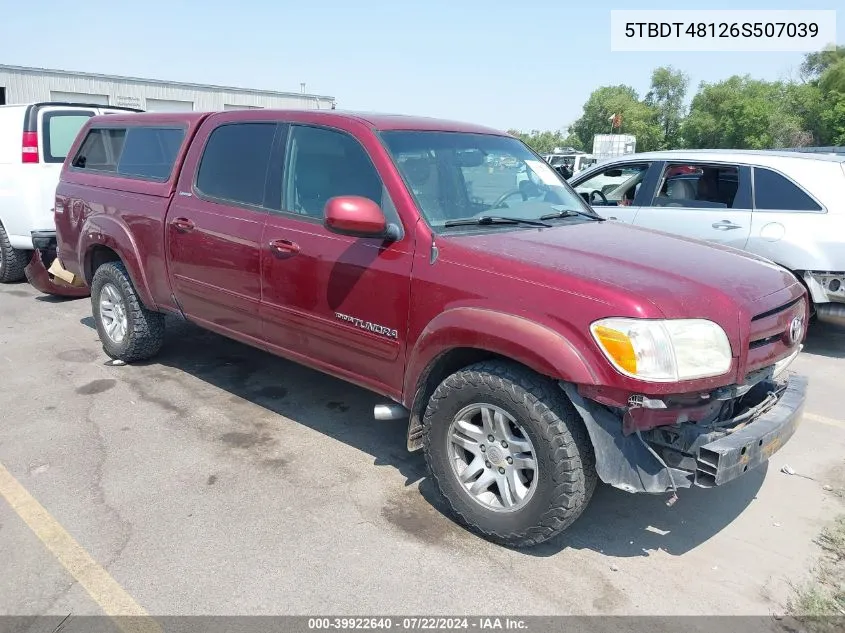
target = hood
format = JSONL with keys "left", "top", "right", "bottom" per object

{"left": 450, "top": 221, "right": 799, "bottom": 320}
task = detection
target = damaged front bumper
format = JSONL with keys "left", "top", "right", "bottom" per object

{"left": 23, "top": 231, "right": 90, "bottom": 298}
{"left": 562, "top": 372, "right": 807, "bottom": 494}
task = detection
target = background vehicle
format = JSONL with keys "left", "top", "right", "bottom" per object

{"left": 569, "top": 150, "right": 845, "bottom": 327}
{"left": 541, "top": 152, "right": 597, "bottom": 178}
{"left": 42, "top": 111, "right": 808, "bottom": 547}
{"left": 0, "top": 102, "right": 139, "bottom": 282}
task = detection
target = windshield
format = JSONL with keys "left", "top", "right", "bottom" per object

{"left": 380, "top": 131, "right": 595, "bottom": 232}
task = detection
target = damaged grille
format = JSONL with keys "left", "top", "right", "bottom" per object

{"left": 745, "top": 296, "right": 805, "bottom": 376}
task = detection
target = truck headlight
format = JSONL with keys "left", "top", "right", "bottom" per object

{"left": 590, "top": 318, "right": 733, "bottom": 382}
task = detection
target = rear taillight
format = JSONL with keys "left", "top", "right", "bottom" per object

{"left": 22, "top": 131, "right": 39, "bottom": 163}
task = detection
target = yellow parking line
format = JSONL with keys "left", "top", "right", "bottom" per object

{"left": 804, "top": 412, "right": 845, "bottom": 430}
{"left": 0, "top": 462, "right": 161, "bottom": 633}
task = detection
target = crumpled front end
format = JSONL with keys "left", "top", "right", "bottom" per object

{"left": 561, "top": 367, "right": 807, "bottom": 495}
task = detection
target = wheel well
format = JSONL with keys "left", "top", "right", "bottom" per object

{"left": 85, "top": 246, "right": 121, "bottom": 285}
{"left": 410, "top": 348, "right": 507, "bottom": 423}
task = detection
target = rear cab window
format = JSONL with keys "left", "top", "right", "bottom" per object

{"left": 71, "top": 125, "right": 186, "bottom": 181}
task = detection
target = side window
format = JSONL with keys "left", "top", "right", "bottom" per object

{"left": 754, "top": 167, "right": 822, "bottom": 211}
{"left": 653, "top": 163, "right": 746, "bottom": 209}
{"left": 284, "top": 125, "right": 399, "bottom": 225}
{"left": 117, "top": 128, "right": 185, "bottom": 180}
{"left": 72, "top": 129, "right": 127, "bottom": 172}
{"left": 195, "top": 123, "right": 277, "bottom": 208}
{"left": 43, "top": 112, "right": 94, "bottom": 163}
{"left": 71, "top": 126, "right": 184, "bottom": 181}
{"left": 573, "top": 163, "right": 651, "bottom": 206}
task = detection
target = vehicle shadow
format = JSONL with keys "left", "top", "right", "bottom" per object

{"left": 80, "top": 316, "right": 764, "bottom": 558}
{"left": 514, "top": 464, "right": 766, "bottom": 557}
{"left": 81, "top": 316, "right": 429, "bottom": 486}
{"left": 35, "top": 294, "right": 88, "bottom": 303}
{"left": 802, "top": 321, "right": 845, "bottom": 359}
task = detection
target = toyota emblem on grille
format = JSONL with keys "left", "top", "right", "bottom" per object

{"left": 787, "top": 316, "right": 804, "bottom": 345}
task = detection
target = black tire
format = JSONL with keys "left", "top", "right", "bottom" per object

{"left": 91, "top": 261, "right": 165, "bottom": 362}
{"left": 0, "top": 223, "right": 29, "bottom": 283}
{"left": 423, "top": 360, "right": 596, "bottom": 548}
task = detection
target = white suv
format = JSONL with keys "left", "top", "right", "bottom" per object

{"left": 568, "top": 149, "right": 845, "bottom": 327}
{"left": 0, "top": 102, "right": 138, "bottom": 282}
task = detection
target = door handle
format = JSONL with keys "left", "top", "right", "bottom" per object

{"left": 608, "top": 216, "right": 618, "bottom": 220}
{"left": 712, "top": 220, "right": 741, "bottom": 231}
{"left": 172, "top": 217, "right": 195, "bottom": 232}
{"left": 269, "top": 238, "right": 300, "bottom": 257}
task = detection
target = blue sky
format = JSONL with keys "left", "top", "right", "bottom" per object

{"left": 0, "top": 0, "right": 841, "bottom": 131}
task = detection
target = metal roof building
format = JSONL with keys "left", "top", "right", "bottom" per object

{"left": 0, "top": 64, "right": 336, "bottom": 112}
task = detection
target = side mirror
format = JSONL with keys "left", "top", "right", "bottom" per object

{"left": 324, "top": 196, "right": 400, "bottom": 240}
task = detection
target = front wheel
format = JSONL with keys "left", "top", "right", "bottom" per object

{"left": 422, "top": 361, "right": 596, "bottom": 547}
{"left": 91, "top": 261, "right": 165, "bottom": 362}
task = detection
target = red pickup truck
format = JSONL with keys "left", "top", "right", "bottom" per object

{"left": 37, "top": 110, "right": 808, "bottom": 546}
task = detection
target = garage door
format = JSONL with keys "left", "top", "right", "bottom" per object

{"left": 223, "top": 104, "right": 262, "bottom": 110}
{"left": 145, "top": 98, "right": 194, "bottom": 112}
{"left": 50, "top": 91, "right": 109, "bottom": 105}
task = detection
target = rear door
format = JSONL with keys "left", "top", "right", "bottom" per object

{"left": 167, "top": 116, "right": 280, "bottom": 345}
{"left": 633, "top": 161, "right": 753, "bottom": 249}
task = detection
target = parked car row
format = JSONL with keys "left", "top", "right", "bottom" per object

{"left": 3, "top": 106, "right": 813, "bottom": 547}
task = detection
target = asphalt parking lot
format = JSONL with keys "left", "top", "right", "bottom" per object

{"left": 1, "top": 280, "right": 844, "bottom": 618}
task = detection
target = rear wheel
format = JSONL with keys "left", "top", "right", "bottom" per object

{"left": 0, "top": 223, "right": 29, "bottom": 283}
{"left": 91, "top": 261, "right": 165, "bottom": 362}
{"left": 423, "top": 360, "right": 596, "bottom": 547}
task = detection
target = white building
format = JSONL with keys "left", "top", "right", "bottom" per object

{"left": 0, "top": 64, "right": 335, "bottom": 112}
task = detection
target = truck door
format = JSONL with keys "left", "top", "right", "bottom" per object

{"left": 260, "top": 123, "right": 414, "bottom": 396}
{"left": 166, "top": 117, "right": 280, "bottom": 345}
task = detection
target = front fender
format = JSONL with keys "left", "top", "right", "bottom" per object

{"left": 403, "top": 307, "right": 601, "bottom": 406}
{"left": 78, "top": 215, "right": 156, "bottom": 309}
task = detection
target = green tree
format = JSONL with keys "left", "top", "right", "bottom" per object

{"left": 569, "top": 85, "right": 662, "bottom": 152}
{"left": 506, "top": 129, "right": 582, "bottom": 154}
{"left": 800, "top": 44, "right": 845, "bottom": 80}
{"left": 681, "top": 76, "right": 811, "bottom": 149}
{"left": 644, "top": 66, "right": 689, "bottom": 149}
{"left": 817, "top": 61, "right": 845, "bottom": 145}
{"left": 799, "top": 45, "right": 845, "bottom": 145}
{"left": 509, "top": 46, "right": 845, "bottom": 152}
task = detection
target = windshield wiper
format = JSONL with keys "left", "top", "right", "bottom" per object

{"left": 539, "top": 206, "right": 605, "bottom": 222}
{"left": 443, "top": 215, "right": 552, "bottom": 228}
